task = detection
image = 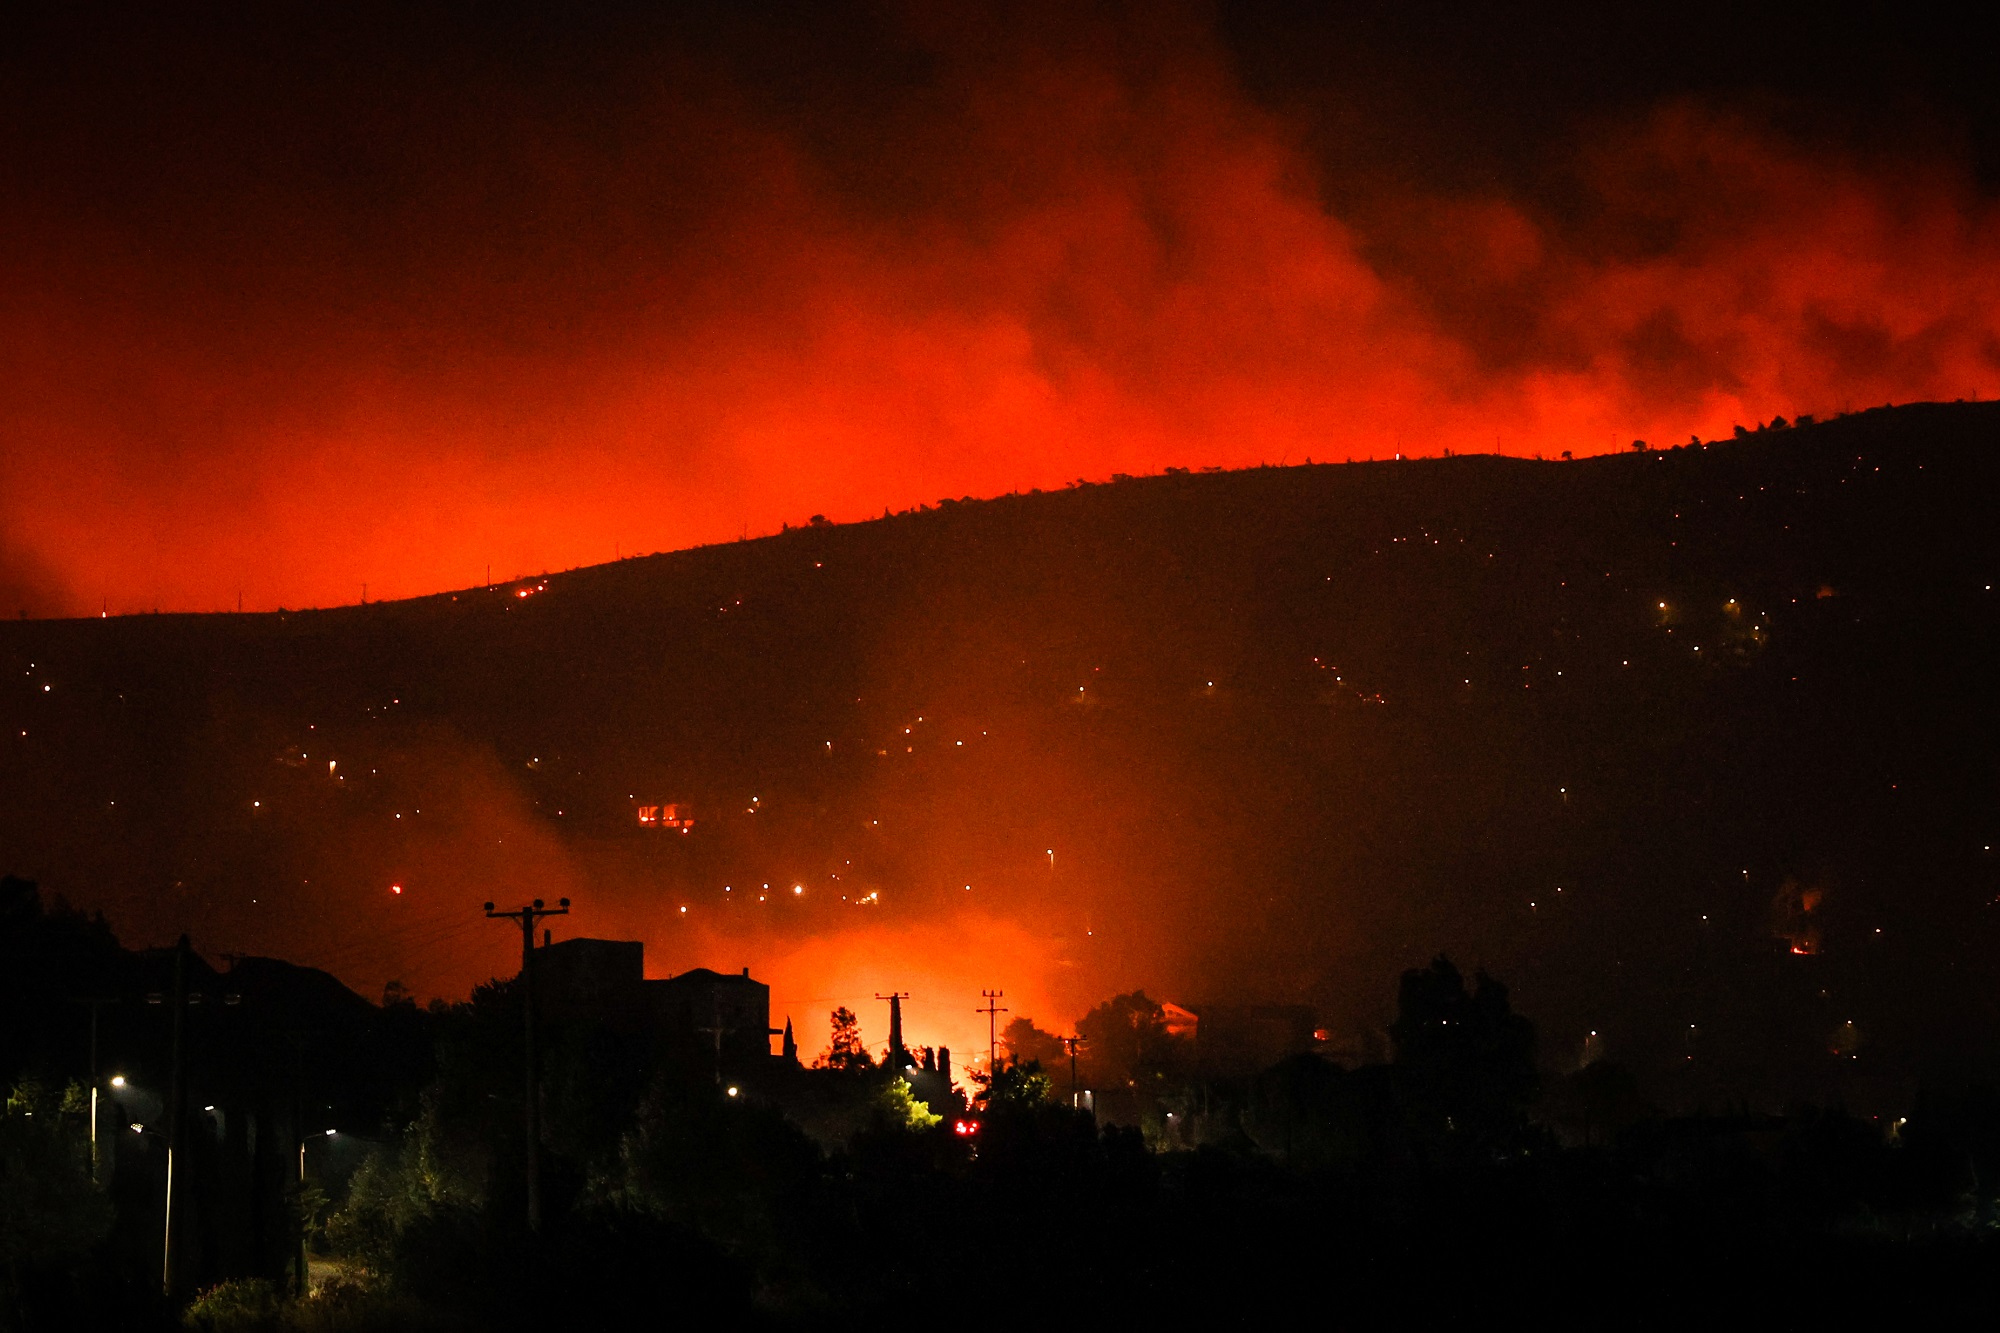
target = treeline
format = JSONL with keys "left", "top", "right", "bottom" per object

{"left": 8, "top": 889, "right": 2000, "bottom": 1329}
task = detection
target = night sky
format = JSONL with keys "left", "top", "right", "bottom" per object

{"left": 5, "top": 0, "right": 1998, "bottom": 617}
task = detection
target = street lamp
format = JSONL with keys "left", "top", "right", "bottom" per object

{"left": 122, "top": 1120, "right": 172, "bottom": 1288}
{"left": 94, "top": 1074, "right": 133, "bottom": 1184}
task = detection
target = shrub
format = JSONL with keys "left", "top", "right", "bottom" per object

{"left": 183, "top": 1278, "right": 284, "bottom": 1333}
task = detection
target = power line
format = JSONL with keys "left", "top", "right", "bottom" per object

{"left": 296, "top": 900, "right": 482, "bottom": 966}
{"left": 306, "top": 919, "right": 486, "bottom": 983}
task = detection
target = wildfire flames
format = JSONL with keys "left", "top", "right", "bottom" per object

{"left": 2, "top": 9, "right": 1997, "bottom": 617}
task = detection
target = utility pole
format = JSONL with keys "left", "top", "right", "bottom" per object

{"left": 1060, "top": 1034, "right": 1086, "bottom": 1108}
{"left": 73, "top": 996, "right": 117, "bottom": 1183}
{"left": 163, "top": 935, "right": 188, "bottom": 1296}
{"left": 90, "top": 999, "right": 101, "bottom": 1181}
{"left": 875, "top": 993, "right": 910, "bottom": 1070}
{"left": 978, "top": 990, "right": 1007, "bottom": 1081}
{"left": 484, "top": 897, "right": 569, "bottom": 1231}
{"left": 288, "top": 1033, "right": 307, "bottom": 1298}
{"left": 144, "top": 956, "right": 243, "bottom": 1298}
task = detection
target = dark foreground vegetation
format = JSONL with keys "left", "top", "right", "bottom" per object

{"left": 6, "top": 881, "right": 2000, "bottom": 1331}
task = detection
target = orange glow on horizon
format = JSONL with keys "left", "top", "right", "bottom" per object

{"left": 654, "top": 912, "right": 1074, "bottom": 1072}
{"left": 3, "top": 34, "right": 1998, "bottom": 618}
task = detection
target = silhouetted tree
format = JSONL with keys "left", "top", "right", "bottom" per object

{"left": 0, "top": 1091, "right": 112, "bottom": 1317}
{"left": 1076, "top": 992, "right": 1187, "bottom": 1091}
{"left": 1241, "top": 1053, "right": 1390, "bottom": 1169}
{"left": 976, "top": 1058, "right": 1055, "bottom": 1112}
{"left": 820, "top": 1007, "right": 874, "bottom": 1071}
{"left": 1390, "top": 956, "right": 1536, "bottom": 1156}
{"left": 0, "top": 878, "right": 122, "bottom": 1091}
{"left": 1001, "top": 1016, "right": 1067, "bottom": 1069}
{"left": 1545, "top": 1059, "right": 1647, "bottom": 1147}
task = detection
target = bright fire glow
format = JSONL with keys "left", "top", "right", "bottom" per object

{"left": 654, "top": 912, "right": 1070, "bottom": 1068}
{"left": 3, "top": 22, "right": 1998, "bottom": 618}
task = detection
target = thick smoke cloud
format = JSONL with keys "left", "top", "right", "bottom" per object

{"left": 0, "top": 522, "right": 67, "bottom": 620}
{"left": 2, "top": 2, "right": 1997, "bottom": 617}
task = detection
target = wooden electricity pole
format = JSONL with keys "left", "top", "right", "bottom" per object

{"left": 978, "top": 990, "right": 1007, "bottom": 1082}
{"left": 1060, "top": 1034, "right": 1087, "bottom": 1108}
{"left": 484, "top": 897, "right": 568, "bottom": 1231}
{"left": 163, "top": 936, "right": 189, "bottom": 1296}
{"left": 875, "top": 992, "right": 910, "bottom": 1069}
{"left": 72, "top": 996, "right": 118, "bottom": 1184}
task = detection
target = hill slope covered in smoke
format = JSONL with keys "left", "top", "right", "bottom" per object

{"left": 3, "top": 402, "right": 1996, "bottom": 1108}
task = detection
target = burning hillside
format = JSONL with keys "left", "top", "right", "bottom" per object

{"left": 2, "top": 403, "right": 1997, "bottom": 1107}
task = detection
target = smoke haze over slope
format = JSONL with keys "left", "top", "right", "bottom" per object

{"left": 3, "top": 405, "right": 1997, "bottom": 1100}
{"left": 3, "top": 1, "right": 1999, "bottom": 615}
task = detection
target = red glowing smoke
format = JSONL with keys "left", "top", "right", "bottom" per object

{"left": 0, "top": 10, "right": 1996, "bottom": 617}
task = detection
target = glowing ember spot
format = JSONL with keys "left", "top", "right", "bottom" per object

{"left": 637, "top": 802, "right": 695, "bottom": 830}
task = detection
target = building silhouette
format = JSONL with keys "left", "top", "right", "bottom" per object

{"left": 536, "top": 938, "right": 779, "bottom": 1069}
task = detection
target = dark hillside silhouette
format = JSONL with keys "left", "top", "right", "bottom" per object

{"left": 2, "top": 403, "right": 1997, "bottom": 1113}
